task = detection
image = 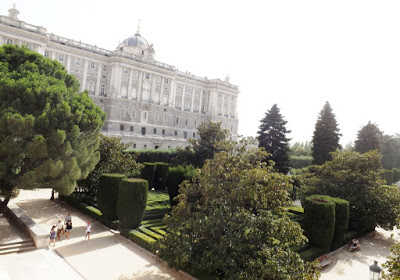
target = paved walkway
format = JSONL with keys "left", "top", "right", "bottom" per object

{"left": 320, "top": 228, "right": 399, "bottom": 279}
{"left": 2, "top": 189, "right": 190, "bottom": 280}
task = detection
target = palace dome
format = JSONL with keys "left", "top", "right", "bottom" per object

{"left": 122, "top": 32, "right": 149, "bottom": 47}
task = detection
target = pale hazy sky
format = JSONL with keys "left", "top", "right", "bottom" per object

{"left": 2, "top": 0, "right": 400, "bottom": 145}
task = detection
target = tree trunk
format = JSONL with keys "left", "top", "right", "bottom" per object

{"left": 0, "top": 195, "right": 11, "bottom": 214}
{"left": 50, "top": 189, "right": 55, "bottom": 200}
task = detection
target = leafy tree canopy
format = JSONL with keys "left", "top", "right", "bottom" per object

{"left": 311, "top": 102, "right": 341, "bottom": 165}
{"left": 382, "top": 242, "right": 400, "bottom": 279}
{"left": 257, "top": 104, "right": 291, "bottom": 174}
{"left": 76, "top": 135, "right": 142, "bottom": 202}
{"left": 354, "top": 121, "right": 382, "bottom": 154}
{"left": 298, "top": 151, "right": 400, "bottom": 231}
{"left": 289, "top": 141, "right": 312, "bottom": 157}
{"left": 0, "top": 45, "right": 105, "bottom": 210}
{"left": 158, "top": 139, "right": 319, "bottom": 279}
{"left": 381, "top": 134, "right": 400, "bottom": 169}
{"left": 174, "top": 121, "right": 229, "bottom": 167}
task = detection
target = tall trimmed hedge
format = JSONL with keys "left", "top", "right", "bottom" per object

{"left": 383, "top": 169, "right": 394, "bottom": 185}
{"left": 97, "top": 173, "right": 126, "bottom": 221}
{"left": 140, "top": 162, "right": 156, "bottom": 190}
{"left": 393, "top": 168, "right": 400, "bottom": 183}
{"left": 125, "top": 149, "right": 178, "bottom": 163}
{"left": 329, "top": 197, "right": 349, "bottom": 249}
{"left": 117, "top": 178, "right": 148, "bottom": 229}
{"left": 154, "top": 162, "right": 169, "bottom": 190}
{"left": 290, "top": 156, "right": 313, "bottom": 169}
{"left": 302, "top": 195, "right": 335, "bottom": 249}
{"left": 166, "top": 165, "right": 196, "bottom": 207}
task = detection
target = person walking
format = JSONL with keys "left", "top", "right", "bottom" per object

{"left": 65, "top": 220, "right": 73, "bottom": 239}
{"left": 56, "top": 220, "right": 63, "bottom": 240}
{"left": 49, "top": 225, "right": 56, "bottom": 247}
{"left": 85, "top": 222, "right": 91, "bottom": 242}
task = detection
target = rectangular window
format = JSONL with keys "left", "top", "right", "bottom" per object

{"left": 176, "top": 118, "right": 179, "bottom": 124}
{"left": 100, "top": 85, "right": 106, "bottom": 96}
{"left": 90, "top": 62, "right": 96, "bottom": 69}
{"left": 165, "top": 78, "right": 169, "bottom": 85}
{"left": 186, "top": 119, "right": 188, "bottom": 125}
{"left": 153, "top": 128, "right": 157, "bottom": 134}
{"left": 58, "top": 54, "right": 64, "bottom": 62}
{"left": 162, "top": 129, "right": 165, "bottom": 135}
{"left": 44, "top": 51, "right": 49, "bottom": 57}
{"left": 184, "top": 132, "right": 187, "bottom": 139}
{"left": 193, "top": 133, "right": 196, "bottom": 137}
{"left": 75, "top": 58, "right": 81, "bottom": 66}
{"left": 6, "top": 38, "right": 13, "bottom": 44}
{"left": 120, "top": 124, "right": 124, "bottom": 131}
{"left": 130, "top": 126, "right": 134, "bottom": 132}
{"left": 174, "top": 131, "right": 178, "bottom": 136}
{"left": 144, "top": 144, "right": 147, "bottom": 148}
{"left": 103, "top": 65, "right": 108, "bottom": 72}
{"left": 133, "top": 111, "right": 136, "bottom": 118}
{"left": 141, "top": 127, "right": 146, "bottom": 135}
{"left": 143, "top": 112, "right": 147, "bottom": 120}
{"left": 133, "top": 144, "right": 136, "bottom": 148}
{"left": 145, "top": 73, "right": 150, "bottom": 79}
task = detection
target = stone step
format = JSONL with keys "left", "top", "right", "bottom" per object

{"left": 0, "top": 240, "right": 36, "bottom": 255}
{"left": 0, "top": 245, "right": 36, "bottom": 255}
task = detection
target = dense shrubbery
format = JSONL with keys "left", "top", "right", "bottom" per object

{"left": 76, "top": 135, "right": 142, "bottom": 203}
{"left": 302, "top": 195, "right": 335, "bottom": 250}
{"left": 117, "top": 178, "right": 148, "bottom": 229}
{"left": 298, "top": 151, "right": 400, "bottom": 231}
{"left": 97, "top": 174, "right": 125, "bottom": 221}
{"left": 158, "top": 140, "right": 318, "bottom": 279}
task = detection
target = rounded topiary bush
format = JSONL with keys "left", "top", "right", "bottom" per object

{"left": 329, "top": 197, "right": 349, "bottom": 249}
{"left": 117, "top": 178, "right": 148, "bottom": 229}
{"left": 303, "top": 194, "right": 335, "bottom": 249}
{"left": 140, "top": 162, "right": 156, "bottom": 190}
{"left": 97, "top": 173, "right": 126, "bottom": 221}
{"left": 154, "top": 162, "right": 169, "bottom": 190}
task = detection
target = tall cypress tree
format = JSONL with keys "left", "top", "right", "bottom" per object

{"left": 311, "top": 102, "right": 341, "bottom": 165}
{"left": 257, "top": 104, "right": 291, "bottom": 173}
{"left": 354, "top": 121, "right": 382, "bottom": 154}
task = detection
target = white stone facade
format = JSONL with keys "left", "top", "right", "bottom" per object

{"left": 0, "top": 6, "right": 239, "bottom": 149}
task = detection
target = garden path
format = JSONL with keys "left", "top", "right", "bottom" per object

{"left": 8, "top": 189, "right": 191, "bottom": 280}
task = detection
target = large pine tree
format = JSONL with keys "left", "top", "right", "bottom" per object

{"left": 354, "top": 121, "right": 382, "bottom": 154}
{"left": 311, "top": 102, "right": 341, "bottom": 165}
{"left": 257, "top": 104, "right": 291, "bottom": 173}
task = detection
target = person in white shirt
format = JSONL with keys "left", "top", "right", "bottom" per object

{"left": 85, "top": 222, "right": 91, "bottom": 241}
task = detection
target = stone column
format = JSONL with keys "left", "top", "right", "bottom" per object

{"left": 137, "top": 71, "right": 143, "bottom": 101}
{"left": 95, "top": 64, "right": 102, "bottom": 96}
{"left": 128, "top": 69, "right": 133, "bottom": 99}
{"left": 82, "top": 60, "right": 88, "bottom": 90}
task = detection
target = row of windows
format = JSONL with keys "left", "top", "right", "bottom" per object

{"left": 119, "top": 125, "right": 195, "bottom": 139}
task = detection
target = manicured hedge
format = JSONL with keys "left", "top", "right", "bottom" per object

{"left": 154, "top": 162, "right": 169, "bottom": 190}
{"left": 299, "top": 247, "right": 329, "bottom": 262}
{"left": 393, "top": 168, "right": 400, "bottom": 183}
{"left": 125, "top": 149, "right": 178, "bottom": 164}
{"left": 302, "top": 195, "right": 335, "bottom": 249}
{"left": 117, "top": 178, "right": 148, "bottom": 229}
{"left": 127, "top": 229, "right": 156, "bottom": 252}
{"left": 97, "top": 173, "right": 126, "bottom": 221}
{"left": 383, "top": 169, "right": 394, "bottom": 185}
{"left": 166, "top": 165, "right": 196, "bottom": 207}
{"left": 290, "top": 156, "right": 313, "bottom": 169}
{"left": 140, "top": 163, "right": 156, "bottom": 190}
{"left": 329, "top": 197, "right": 349, "bottom": 250}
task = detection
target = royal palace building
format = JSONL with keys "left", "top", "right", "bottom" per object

{"left": 0, "top": 6, "right": 239, "bottom": 149}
